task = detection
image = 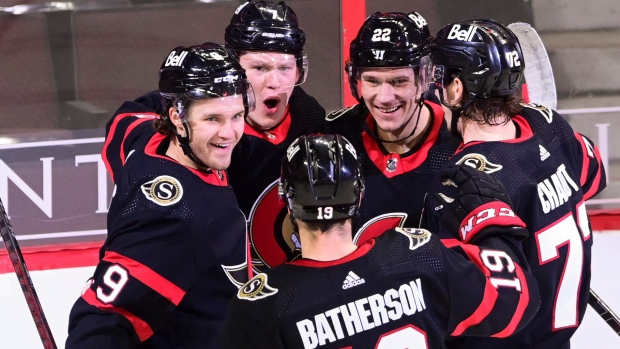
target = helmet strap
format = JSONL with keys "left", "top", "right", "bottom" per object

{"left": 174, "top": 123, "right": 211, "bottom": 171}
{"left": 362, "top": 99, "right": 423, "bottom": 144}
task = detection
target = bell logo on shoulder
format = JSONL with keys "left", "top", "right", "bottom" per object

{"left": 141, "top": 175, "right": 183, "bottom": 206}
{"left": 164, "top": 50, "right": 188, "bottom": 67}
{"left": 447, "top": 24, "right": 477, "bottom": 42}
{"left": 238, "top": 273, "right": 278, "bottom": 301}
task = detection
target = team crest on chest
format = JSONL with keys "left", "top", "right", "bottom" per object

{"left": 141, "top": 175, "right": 183, "bottom": 206}
{"left": 238, "top": 273, "right": 278, "bottom": 301}
{"left": 386, "top": 157, "right": 398, "bottom": 172}
{"left": 395, "top": 228, "right": 431, "bottom": 251}
{"left": 456, "top": 153, "right": 503, "bottom": 174}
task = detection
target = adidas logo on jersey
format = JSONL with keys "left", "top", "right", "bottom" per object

{"left": 539, "top": 144, "right": 550, "bottom": 161}
{"left": 342, "top": 271, "right": 365, "bottom": 289}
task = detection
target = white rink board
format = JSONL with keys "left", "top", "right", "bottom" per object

{"left": 1, "top": 233, "right": 619, "bottom": 348}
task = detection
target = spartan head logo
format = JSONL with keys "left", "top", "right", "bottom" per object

{"left": 455, "top": 153, "right": 503, "bottom": 174}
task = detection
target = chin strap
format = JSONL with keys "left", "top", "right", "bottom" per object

{"left": 362, "top": 100, "right": 423, "bottom": 144}
{"left": 174, "top": 123, "right": 211, "bottom": 172}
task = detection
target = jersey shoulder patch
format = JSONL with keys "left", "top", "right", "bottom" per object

{"left": 326, "top": 105, "right": 357, "bottom": 122}
{"left": 394, "top": 228, "right": 431, "bottom": 251}
{"left": 455, "top": 153, "right": 503, "bottom": 174}
{"left": 237, "top": 273, "right": 278, "bottom": 301}
{"left": 520, "top": 102, "right": 553, "bottom": 123}
{"left": 141, "top": 175, "right": 183, "bottom": 206}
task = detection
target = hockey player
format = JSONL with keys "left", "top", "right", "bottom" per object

{"left": 66, "top": 43, "right": 254, "bottom": 349}
{"left": 324, "top": 12, "right": 460, "bottom": 244}
{"left": 222, "top": 134, "right": 540, "bottom": 349}
{"left": 224, "top": 0, "right": 325, "bottom": 270}
{"left": 422, "top": 19, "right": 606, "bottom": 349}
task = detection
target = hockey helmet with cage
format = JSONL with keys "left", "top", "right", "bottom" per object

{"left": 279, "top": 134, "right": 365, "bottom": 221}
{"left": 159, "top": 42, "right": 255, "bottom": 118}
{"left": 347, "top": 11, "right": 432, "bottom": 102}
{"left": 225, "top": 1, "right": 308, "bottom": 84}
{"left": 427, "top": 19, "right": 525, "bottom": 99}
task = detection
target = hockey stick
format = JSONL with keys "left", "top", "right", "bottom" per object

{"left": 0, "top": 199, "right": 57, "bottom": 349}
{"left": 508, "top": 21, "right": 620, "bottom": 337}
{"left": 508, "top": 22, "right": 557, "bottom": 110}
{"left": 589, "top": 289, "right": 620, "bottom": 335}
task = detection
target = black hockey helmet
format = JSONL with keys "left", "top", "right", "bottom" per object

{"left": 279, "top": 134, "right": 365, "bottom": 221}
{"left": 225, "top": 1, "right": 308, "bottom": 84}
{"left": 428, "top": 19, "right": 525, "bottom": 99}
{"left": 347, "top": 11, "right": 432, "bottom": 102}
{"left": 159, "top": 42, "right": 255, "bottom": 118}
{"left": 225, "top": 1, "right": 305, "bottom": 54}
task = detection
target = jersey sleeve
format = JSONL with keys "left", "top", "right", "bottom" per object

{"left": 65, "top": 217, "right": 201, "bottom": 349}
{"left": 574, "top": 132, "right": 606, "bottom": 200}
{"left": 102, "top": 100, "right": 159, "bottom": 183}
{"left": 440, "top": 237, "right": 540, "bottom": 339}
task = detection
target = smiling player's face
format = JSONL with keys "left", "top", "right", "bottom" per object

{"left": 360, "top": 67, "right": 421, "bottom": 135}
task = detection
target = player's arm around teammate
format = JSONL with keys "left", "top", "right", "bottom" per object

{"left": 221, "top": 135, "right": 539, "bottom": 349}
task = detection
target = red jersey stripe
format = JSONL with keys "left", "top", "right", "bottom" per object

{"left": 103, "top": 251, "right": 186, "bottom": 305}
{"left": 82, "top": 288, "right": 154, "bottom": 341}
{"left": 492, "top": 264, "right": 530, "bottom": 338}
{"left": 102, "top": 113, "right": 157, "bottom": 179}
{"left": 120, "top": 117, "right": 156, "bottom": 166}
{"left": 450, "top": 244, "right": 499, "bottom": 336}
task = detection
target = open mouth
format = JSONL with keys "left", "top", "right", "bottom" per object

{"left": 375, "top": 105, "right": 401, "bottom": 114}
{"left": 211, "top": 143, "right": 230, "bottom": 149}
{"left": 263, "top": 96, "right": 281, "bottom": 114}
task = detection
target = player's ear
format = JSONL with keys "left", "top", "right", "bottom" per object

{"left": 448, "top": 77, "right": 464, "bottom": 105}
{"left": 169, "top": 107, "right": 185, "bottom": 134}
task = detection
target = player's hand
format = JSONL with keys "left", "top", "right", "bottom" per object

{"left": 430, "top": 165, "right": 526, "bottom": 243}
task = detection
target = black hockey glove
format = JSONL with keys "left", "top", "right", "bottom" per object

{"left": 430, "top": 165, "right": 526, "bottom": 244}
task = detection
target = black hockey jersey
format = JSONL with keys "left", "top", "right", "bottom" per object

{"left": 223, "top": 228, "right": 540, "bottom": 349}
{"left": 324, "top": 102, "right": 460, "bottom": 244}
{"left": 228, "top": 86, "right": 325, "bottom": 271}
{"left": 66, "top": 100, "right": 250, "bottom": 349}
{"left": 423, "top": 103, "right": 606, "bottom": 349}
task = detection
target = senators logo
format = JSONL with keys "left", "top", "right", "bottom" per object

{"left": 455, "top": 153, "right": 503, "bottom": 174}
{"left": 238, "top": 273, "right": 278, "bottom": 301}
{"left": 248, "top": 180, "right": 410, "bottom": 272}
{"left": 141, "top": 175, "right": 183, "bottom": 206}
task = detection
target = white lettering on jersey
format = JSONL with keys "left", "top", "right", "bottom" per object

{"left": 447, "top": 24, "right": 476, "bottom": 42}
{"left": 164, "top": 51, "right": 188, "bottom": 67}
{"left": 537, "top": 164, "right": 579, "bottom": 213}
{"left": 296, "top": 279, "right": 426, "bottom": 349}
